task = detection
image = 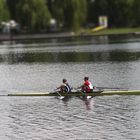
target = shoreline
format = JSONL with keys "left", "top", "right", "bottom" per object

{"left": 0, "top": 29, "right": 140, "bottom": 42}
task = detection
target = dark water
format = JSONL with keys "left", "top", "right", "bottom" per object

{"left": 0, "top": 35, "right": 140, "bottom": 140}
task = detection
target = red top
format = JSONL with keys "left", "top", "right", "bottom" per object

{"left": 83, "top": 80, "right": 91, "bottom": 92}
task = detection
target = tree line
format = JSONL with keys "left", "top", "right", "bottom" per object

{"left": 0, "top": 0, "right": 140, "bottom": 32}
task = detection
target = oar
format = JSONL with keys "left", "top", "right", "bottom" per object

{"left": 0, "top": 94, "right": 8, "bottom": 96}
{"left": 55, "top": 91, "right": 65, "bottom": 100}
{"left": 73, "top": 88, "right": 92, "bottom": 99}
{"left": 96, "top": 86, "right": 128, "bottom": 91}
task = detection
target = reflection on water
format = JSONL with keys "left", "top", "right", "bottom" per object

{"left": 0, "top": 39, "right": 140, "bottom": 64}
{"left": 1, "top": 96, "right": 140, "bottom": 140}
{"left": 0, "top": 51, "right": 140, "bottom": 64}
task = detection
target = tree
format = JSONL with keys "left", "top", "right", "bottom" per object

{"left": 65, "top": 0, "right": 87, "bottom": 31}
{"left": 108, "top": 0, "right": 134, "bottom": 27}
{"left": 16, "top": 0, "right": 51, "bottom": 32}
{"left": 87, "top": 0, "right": 109, "bottom": 24}
{"left": 6, "top": 0, "right": 18, "bottom": 20}
{"left": 0, "top": 0, "right": 10, "bottom": 22}
{"left": 87, "top": 0, "right": 134, "bottom": 27}
{"left": 52, "top": 0, "right": 87, "bottom": 31}
{"left": 3, "top": 0, "right": 140, "bottom": 32}
{"left": 132, "top": 0, "right": 140, "bottom": 26}
{"left": 50, "top": 0, "right": 64, "bottom": 28}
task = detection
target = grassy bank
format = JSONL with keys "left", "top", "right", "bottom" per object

{"left": 81, "top": 27, "right": 140, "bottom": 36}
{"left": 1, "top": 27, "right": 140, "bottom": 42}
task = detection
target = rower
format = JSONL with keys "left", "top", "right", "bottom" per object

{"left": 56, "top": 78, "right": 71, "bottom": 93}
{"left": 78, "top": 77, "right": 93, "bottom": 93}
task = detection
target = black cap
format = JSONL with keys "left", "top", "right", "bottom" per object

{"left": 84, "top": 77, "right": 89, "bottom": 80}
{"left": 63, "top": 78, "right": 67, "bottom": 83}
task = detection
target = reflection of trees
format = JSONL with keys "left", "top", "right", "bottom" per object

{"left": 107, "top": 51, "right": 140, "bottom": 62}
{"left": 0, "top": 52, "right": 24, "bottom": 64}
{"left": 69, "top": 52, "right": 140, "bottom": 62}
{"left": 0, "top": 51, "right": 140, "bottom": 64}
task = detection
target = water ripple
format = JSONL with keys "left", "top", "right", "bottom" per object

{"left": 0, "top": 94, "right": 140, "bottom": 140}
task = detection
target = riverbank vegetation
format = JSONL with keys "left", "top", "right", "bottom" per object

{"left": 84, "top": 27, "right": 140, "bottom": 36}
{"left": 0, "top": 0, "right": 140, "bottom": 33}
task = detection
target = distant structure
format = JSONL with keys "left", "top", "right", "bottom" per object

{"left": 99, "top": 16, "right": 108, "bottom": 28}
{"left": 49, "top": 18, "right": 57, "bottom": 32}
{"left": 1, "top": 20, "right": 20, "bottom": 34}
{"left": 92, "top": 15, "right": 108, "bottom": 32}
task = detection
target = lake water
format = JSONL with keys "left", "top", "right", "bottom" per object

{"left": 0, "top": 35, "right": 140, "bottom": 140}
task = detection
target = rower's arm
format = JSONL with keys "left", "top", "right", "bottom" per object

{"left": 77, "top": 85, "right": 84, "bottom": 89}
{"left": 55, "top": 84, "right": 64, "bottom": 90}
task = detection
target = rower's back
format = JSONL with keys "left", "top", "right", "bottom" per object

{"left": 62, "top": 79, "right": 71, "bottom": 93}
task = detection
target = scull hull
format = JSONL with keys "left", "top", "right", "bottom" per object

{"left": 8, "top": 90, "right": 140, "bottom": 96}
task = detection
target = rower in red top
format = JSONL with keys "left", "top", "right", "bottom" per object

{"left": 78, "top": 77, "right": 93, "bottom": 93}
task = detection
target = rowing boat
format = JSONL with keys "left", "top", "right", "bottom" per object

{"left": 7, "top": 90, "right": 140, "bottom": 96}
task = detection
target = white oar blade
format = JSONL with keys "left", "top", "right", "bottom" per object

{"left": 60, "top": 96, "right": 65, "bottom": 100}
{"left": 87, "top": 96, "right": 92, "bottom": 99}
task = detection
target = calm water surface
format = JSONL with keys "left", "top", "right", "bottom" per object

{"left": 0, "top": 35, "right": 140, "bottom": 140}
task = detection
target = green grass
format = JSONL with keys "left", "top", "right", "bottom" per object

{"left": 82, "top": 27, "right": 140, "bottom": 36}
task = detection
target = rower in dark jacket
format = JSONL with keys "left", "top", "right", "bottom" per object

{"left": 56, "top": 79, "right": 71, "bottom": 93}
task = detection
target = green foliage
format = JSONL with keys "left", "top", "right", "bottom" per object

{"left": 132, "top": 0, "right": 140, "bottom": 26}
{"left": 52, "top": 0, "right": 87, "bottom": 31}
{"left": 0, "top": 0, "right": 140, "bottom": 32}
{"left": 0, "top": 0, "right": 10, "bottom": 22}
{"left": 65, "top": 0, "right": 87, "bottom": 30}
{"left": 88, "top": 0, "right": 109, "bottom": 23}
{"left": 51, "top": 0, "right": 65, "bottom": 27}
{"left": 111, "top": 0, "right": 132, "bottom": 27}
{"left": 16, "top": 0, "right": 51, "bottom": 32}
{"left": 6, "top": 0, "right": 18, "bottom": 19}
{"left": 89, "top": 0, "right": 134, "bottom": 27}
